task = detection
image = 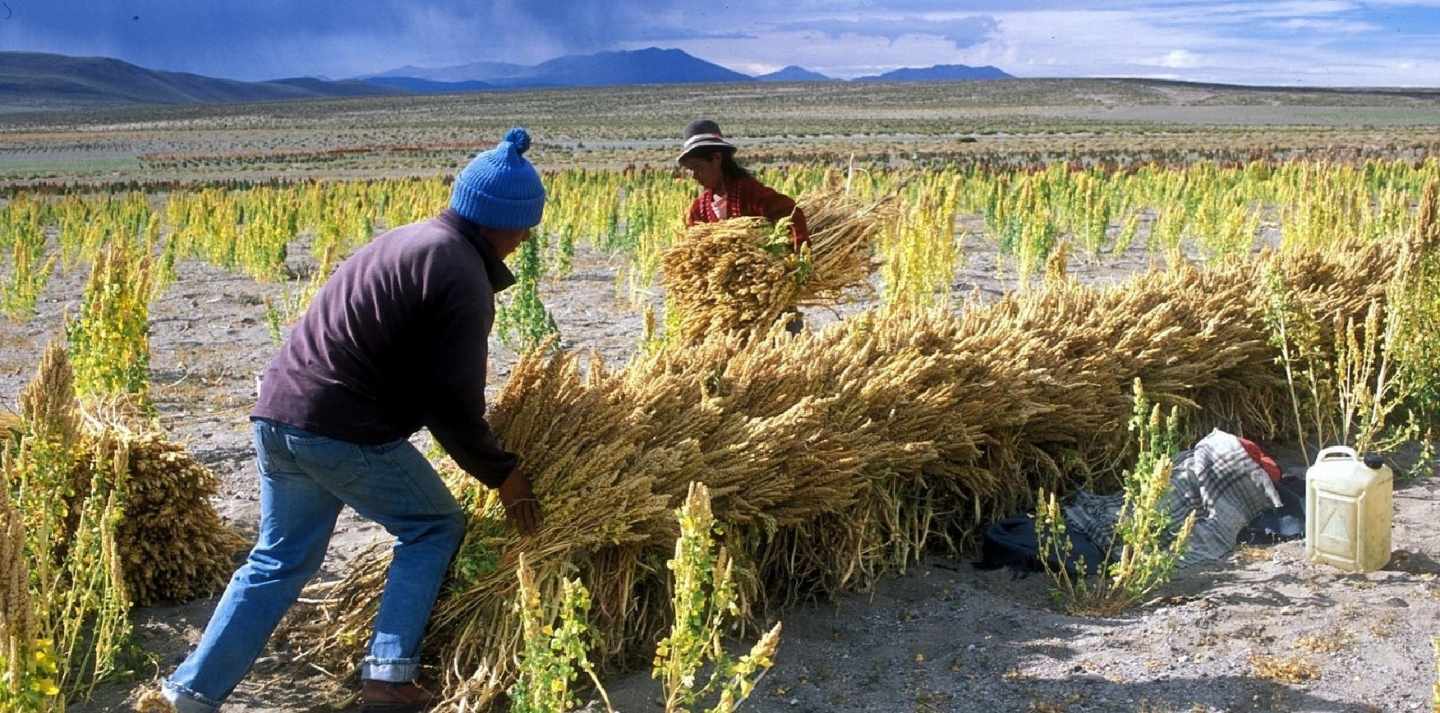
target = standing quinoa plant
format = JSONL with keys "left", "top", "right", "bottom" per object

{"left": 653, "top": 483, "right": 781, "bottom": 713}
{"left": 66, "top": 237, "right": 155, "bottom": 406}
{"left": 2, "top": 345, "right": 132, "bottom": 710}
{"left": 263, "top": 241, "right": 338, "bottom": 344}
{"left": 496, "top": 235, "right": 559, "bottom": 352}
{"left": 1331, "top": 303, "right": 1412, "bottom": 455}
{"left": 1035, "top": 380, "right": 1196, "bottom": 616}
{"left": 1, "top": 196, "right": 55, "bottom": 322}
{"left": 508, "top": 554, "right": 612, "bottom": 713}
{"left": 0, "top": 478, "right": 61, "bottom": 711}
{"left": 881, "top": 172, "right": 960, "bottom": 309}
{"left": 1388, "top": 180, "right": 1440, "bottom": 473}
{"left": 1261, "top": 264, "right": 1332, "bottom": 463}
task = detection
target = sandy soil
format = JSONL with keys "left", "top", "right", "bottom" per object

{"left": 2, "top": 229, "right": 1437, "bottom": 713}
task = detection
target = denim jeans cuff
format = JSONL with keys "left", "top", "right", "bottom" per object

{"left": 361, "top": 657, "right": 420, "bottom": 683}
{"left": 163, "top": 680, "right": 222, "bottom": 713}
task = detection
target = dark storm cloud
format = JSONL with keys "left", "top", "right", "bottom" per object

{"left": 2, "top": 0, "right": 431, "bottom": 79}
{"left": 0, "top": 0, "right": 996, "bottom": 78}
{"left": 0, "top": 0, "right": 763, "bottom": 79}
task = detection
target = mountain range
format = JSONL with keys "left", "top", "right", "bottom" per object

{"left": 369, "top": 61, "right": 529, "bottom": 83}
{"left": 0, "top": 52, "right": 401, "bottom": 107}
{"left": 0, "top": 48, "right": 1013, "bottom": 107}
{"left": 855, "top": 64, "right": 1013, "bottom": 82}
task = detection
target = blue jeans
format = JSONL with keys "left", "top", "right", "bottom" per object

{"left": 164, "top": 419, "right": 467, "bottom": 713}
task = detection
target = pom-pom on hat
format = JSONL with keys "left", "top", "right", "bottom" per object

{"left": 450, "top": 127, "right": 546, "bottom": 229}
{"left": 677, "top": 118, "right": 736, "bottom": 163}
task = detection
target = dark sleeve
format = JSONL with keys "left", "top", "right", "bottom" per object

{"left": 750, "top": 181, "right": 809, "bottom": 248}
{"left": 423, "top": 279, "right": 517, "bottom": 489}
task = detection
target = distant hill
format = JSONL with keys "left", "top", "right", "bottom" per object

{"left": 0, "top": 51, "right": 400, "bottom": 107}
{"left": 367, "top": 48, "right": 752, "bottom": 89}
{"left": 755, "top": 65, "right": 831, "bottom": 82}
{"left": 363, "top": 76, "right": 494, "bottom": 94}
{"left": 367, "top": 61, "right": 528, "bottom": 83}
{"left": 268, "top": 77, "right": 401, "bottom": 97}
{"left": 512, "top": 48, "right": 750, "bottom": 87}
{"left": 1, "top": 49, "right": 1030, "bottom": 110}
{"left": 855, "top": 64, "right": 1013, "bottom": 82}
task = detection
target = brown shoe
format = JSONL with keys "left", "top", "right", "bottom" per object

{"left": 359, "top": 680, "right": 434, "bottom": 713}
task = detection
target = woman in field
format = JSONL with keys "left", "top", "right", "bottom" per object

{"left": 678, "top": 119, "right": 810, "bottom": 332}
{"left": 679, "top": 118, "right": 809, "bottom": 248}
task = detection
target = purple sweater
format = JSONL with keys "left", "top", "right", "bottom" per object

{"left": 253, "top": 209, "right": 518, "bottom": 488}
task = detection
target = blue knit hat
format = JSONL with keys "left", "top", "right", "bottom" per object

{"left": 450, "top": 127, "right": 545, "bottom": 229}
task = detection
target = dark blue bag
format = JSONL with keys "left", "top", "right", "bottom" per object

{"left": 974, "top": 516, "right": 1106, "bottom": 578}
{"left": 1236, "top": 476, "right": 1306, "bottom": 545}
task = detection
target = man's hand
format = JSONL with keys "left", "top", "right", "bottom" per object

{"left": 498, "top": 470, "right": 541, "bottom": 535}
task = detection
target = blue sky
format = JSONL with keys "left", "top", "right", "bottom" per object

{"left": 2, "top": 1, "right": 1438, "bottom": 86}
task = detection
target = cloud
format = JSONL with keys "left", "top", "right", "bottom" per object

{"left": 0, "top": 0, "right": 763, "bottom": 78}
{"left": 1151, "top": 49, "right": 1204, "bottom": 68}
{"left": 791, "top": 15, "right": 999, "bottom": 49}
{"left": 1269, "top": 17, "right": 1382, "bottom": 33}
{"left": 946, "top": 4, "right": 1440, "bottom": 85}
{"left": 623, "top": 26, "right": 759, "bottom": 42}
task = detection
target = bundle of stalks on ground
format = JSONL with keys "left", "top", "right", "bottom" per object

{"left": 79, "top": 417, "right": 249, "bottom": 606}
{"left": 288, "top": 232, "right": 1410, "bottom": 712}
{"left": 11, "top": 343, "right": 245, "bottom": 609}
{"left": 660, "top": 191, "right": 894, "bottom": 344}
{"left": 3, "top": 344, "right": 244, "bottom": 709}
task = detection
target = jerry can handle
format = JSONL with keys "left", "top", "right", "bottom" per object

{"left": 1315, "top": 445, "right": 1358, "bottom": 463}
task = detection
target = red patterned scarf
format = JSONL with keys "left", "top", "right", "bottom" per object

{"left": 698, "top": 184, "right": 743, "bottom": 223}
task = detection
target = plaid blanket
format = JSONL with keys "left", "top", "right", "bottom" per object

{"left": 1063, "top": 429, "right": 1282, "bottom": 567}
